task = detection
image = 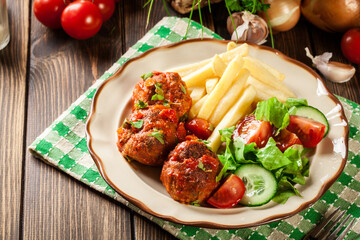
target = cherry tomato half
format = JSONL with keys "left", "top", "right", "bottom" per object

{"left": 207, "top": 174, "right": 245, "bottom": 209}
{"left": 79, "top": 0, "right": 115, "bottom": 22}
{"left": 273, "top": 129, "right": 302, "bottom": 152}
{"left": 233, "top": 115, "right": 272, "bottom": 148}
{"left": 33, "top": 0, "right": 70, "bottom": 29}
{"left": 341, "top": 28, "right": 360, "bottom": 64}
{"left": 286, "top": 115, "right": 326, "bottom": 148}
{"left": 185, "top": 118, "right": 214, "bottom": 140}
{"left": 61, "top": 1, "right": 103, "bottom": 40}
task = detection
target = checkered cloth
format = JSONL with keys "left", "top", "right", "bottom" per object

{"left": 29, "top": 17, "right": 360, "bottom": 240}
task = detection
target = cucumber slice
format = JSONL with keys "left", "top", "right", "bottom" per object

{"left": 292, "top": 106, "right": 329, "bottom": 137}
{"left": 234, "top": 164, "right": 277, "bottom": 206}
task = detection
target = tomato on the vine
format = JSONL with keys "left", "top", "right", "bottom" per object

{"left": 33, "top": 0, "right": 70, "bottom": 29}
{"left": 79, "top": 0, "right": 115, "bottom": 22}
{"left": 341, "top": 28, "right": 360, "bottom": 64}
{"left": 61, "top": 1, "right": 103, "bottom": 40}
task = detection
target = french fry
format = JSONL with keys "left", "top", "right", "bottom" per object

{"left": 208, "top": 86, "right": 257, "bottom": 152}
{"left": 226, "top": 41, "right": 237, "bottom": 51}
{"left": 189, "top": 95, "right": 208, "bottom": 119}
{"left": 182, "top": 55, "right": 226, "bottom": 88}
{"left": 197, "top": 55, "right": 244, "bottom": 120}
{"left": 168, "top": 59, "right": 209, "bottom": 77}
{"left": 209, "top": 69, "right": 250, "bottom": 125}
{"left": 205, "top": 78, "right": 219, "bottom": 94}
{"left": 244, "top": 56, "right": 295, "bottom": 97}
{"left": 244, "top": 56, "right": 285, "bottom": 82}
{"left": 189, "top": 87, "right": 206, "bottom": 104}
{"left": 247, "top": 76, "right": 291, "bottom": 102}
{"left": 167, "top": 43, "right": 249, "bottom": 77}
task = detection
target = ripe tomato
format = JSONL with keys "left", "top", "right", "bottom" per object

{"left": 207, "top": 174, "right": 245, "bottom": 208}
{"left": 185, "top": 118, "right": 214, "bottom": 140}
{"left": 233, "top": 115, "right": 272, "bottom": 148}
{"left": 273, "top": 129, "right": 302, "bottom": 152}
{"left": 33, "top": 0, "right": 70, "bottom": 29}
{"left": 341, "top": 28, "right": 360, "bottom": 64}
{"left": 61, "top": 1, "right": 103, "bottom": 40}
{"left": 79, "top": 0, "right": 115, "bottom": 22}
{"left": 287, "top": 115, "right": 326, "bottom": 148}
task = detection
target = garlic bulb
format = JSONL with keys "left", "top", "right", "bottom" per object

{"left": 305, "top": 47, "right": 355, "bottom": 83}
{"left": 260, "top": 0, "right": 301, "bottom": 32}
{"left": 227, "top": 11, "right": 269, "bottom": 45}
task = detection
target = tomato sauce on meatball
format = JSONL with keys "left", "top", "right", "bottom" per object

{"left": 132, "top": 72, "right": 192, "bottom": 119}
{"left": 117, "top": 105, "right": 178, "bottom": 166}
{"left": 160, "top": 140, "right": 222, "bottom": 204}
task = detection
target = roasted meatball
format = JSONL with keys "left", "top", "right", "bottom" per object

{"left": 132, "top": 71, "right": 192, "bottom": 119}
{"left": 160, "top": 140, "right": 222, "bottom": 204}
{"left": 117, "top": 105, "right": 178, "bottom": 166}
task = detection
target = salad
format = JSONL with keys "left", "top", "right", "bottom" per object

{"left": 202, "top": 97, "right": 328, "bottom": 208}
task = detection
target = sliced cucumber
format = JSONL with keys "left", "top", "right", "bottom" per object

{"left": 234, "top": 164, "right": 277, "bottom": 206}
{"left": 292, "top": 106, "right": 329, "bottom": 137}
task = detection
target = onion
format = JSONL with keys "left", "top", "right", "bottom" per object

{"left": 259, "top": 0, "right": 301, "bottom": 32}
{"left": 301, "top": 0, "right": 360, "bottom": 32}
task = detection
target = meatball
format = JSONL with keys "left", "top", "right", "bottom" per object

{"left": 117, "top": 105, "right": 178, "bottom": 166}
{"left": 160, "top": 140, "right": 222, "bottom": 204}
{"left": 132, "top": 71, "right": 192, "bottom": 119}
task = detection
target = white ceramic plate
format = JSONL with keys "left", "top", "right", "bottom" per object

{"left": 86, "top": 39, "right": 348, "bottom": 229}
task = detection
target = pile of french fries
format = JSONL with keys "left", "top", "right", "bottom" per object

{"left": 167, "top": 42, "right": 296, "bottom": 152}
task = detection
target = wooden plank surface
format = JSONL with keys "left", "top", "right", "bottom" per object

{"left": 0, "top": 1, "right": 29, "bottom": 239}
{"left": 0, "top": 0, "right": 359, "bottom": 239}
{"left": 22, "top": 1, "right": 131, "bottom": 239}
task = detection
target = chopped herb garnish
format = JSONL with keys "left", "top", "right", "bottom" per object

{"left": 197, "top": 160, "right": 206, "bottom": 171}
{"left": 151, "top": 82, "right": 164, "bottom": 100}
{"left": 129, "top": 119, "right": 144, "bottom": 129}
{"left": 197, "top": 139, "right": 210, "bottom": 145}
{"left": 163, "top": 99, "right": 170, "bottom": 107}
{"left": 179, "top": 113, "right": 188, "bottom": 122}
{"left": 181, "top": 84, "right": 186, "bottom": 94}
{"left": 135, "top": 100, "right": 148, "bottom": 109}
{"left": 148, "top": 128, "right": 164, "bottom": 144}
{"left": 208, "top": 123, "right": 214, "bottom": 131}
{"left": 190, "top": 200, "right": 201, "bottom": 206}
{"left": 141, "top": 72, "right": 153, "bottom": 80}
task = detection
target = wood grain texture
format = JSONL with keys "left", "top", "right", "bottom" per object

{"left": 0, "top": 1, "right": 29, "bottom": 239}
{"left": 22, "top": 1, "right": 131, "bottom": 239}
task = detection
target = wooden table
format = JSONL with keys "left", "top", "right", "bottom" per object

{"left": 1, "top": 0, "right": 359, "bottom": 239}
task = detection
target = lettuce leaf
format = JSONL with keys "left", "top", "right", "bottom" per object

{"left": 256, "top": 138, "right": 292, "bottom": 170}
{"left": 255, "top": 97, "right": 289, "bottom": 132}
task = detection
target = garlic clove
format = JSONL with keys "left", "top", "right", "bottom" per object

{"left": 317, "top": 61, "right": 356, "bottom": 83}
{"left": 229, "top": 11, "right": 269, "bottom": 45}
{"left": 305, "top": 47, "right": 356, "bottom": 83}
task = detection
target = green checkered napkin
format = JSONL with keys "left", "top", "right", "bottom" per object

{"left": 29, "top": 17, "right": 360, "bottom": 240}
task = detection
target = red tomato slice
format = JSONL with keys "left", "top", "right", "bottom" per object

{"left": 273, "top": 129, "right": 302, "bottom": 152}
{"left": 287, "top": 115, "right": 326, "bottom": 148}
{"left": 207, "top": 174, "right": 245, "bottom": 209}
{"left": 233, "top": 115, "right": 272, "bottom": 148}
{"left": 185, "top": 118, "right": 214, "bottom": 140}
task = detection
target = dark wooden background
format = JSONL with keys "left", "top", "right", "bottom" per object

{"left": 0, "top": 0, "right": 359, "bottom": 239}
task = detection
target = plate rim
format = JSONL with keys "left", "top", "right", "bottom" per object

{"left": 85, "top": 38, "right": 349, "bottom": 229}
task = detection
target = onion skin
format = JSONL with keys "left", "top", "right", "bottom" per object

{"left": 260, "top": 0, "right": 301, "bottom": 32}
{"left": 301, "top": 0, "right": 360, "bottom": 32}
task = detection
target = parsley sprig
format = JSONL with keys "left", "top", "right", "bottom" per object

{"left": 151, "top": 82, "right": 165, "bottom": 101}
{"left": 135, "top": 100, "right": 148, "bottom": 109}
{"left": 129, "top": 119, "right": 144, "bottom": 129}
{"left": 148, "top": 128, "right": 164, "bottom": 144}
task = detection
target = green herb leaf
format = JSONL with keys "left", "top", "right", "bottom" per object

{"left": 148, "top": 128, "right": 164, "bottom": 144}
{"left": 190, "top": 200, "right": 201, "bottom": 206}
{"left": 151, "top": 82, "right": 164, "bottom": 100}
{"left": 135, "top": 100, "right": 148, "bottom": 109}
{"left": 181, "top": 84, "right": 187, "bottom": 94}
{"left": 225, "top": 0, "right": 270, "bottom": 13}
{"left": 141, "top": 72, "right": 153, "bottom": 80}
{"left": 129, "top": 119, "right": 144, "bottom": 129}
{"left": 163, "top": 99, "right": 170, "bottom": 107}
{"left": 196, "top": 139, "right": 210, "bottom": 145}
{"left": 198, "top": 161, "right": 206, "bottom": 171}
